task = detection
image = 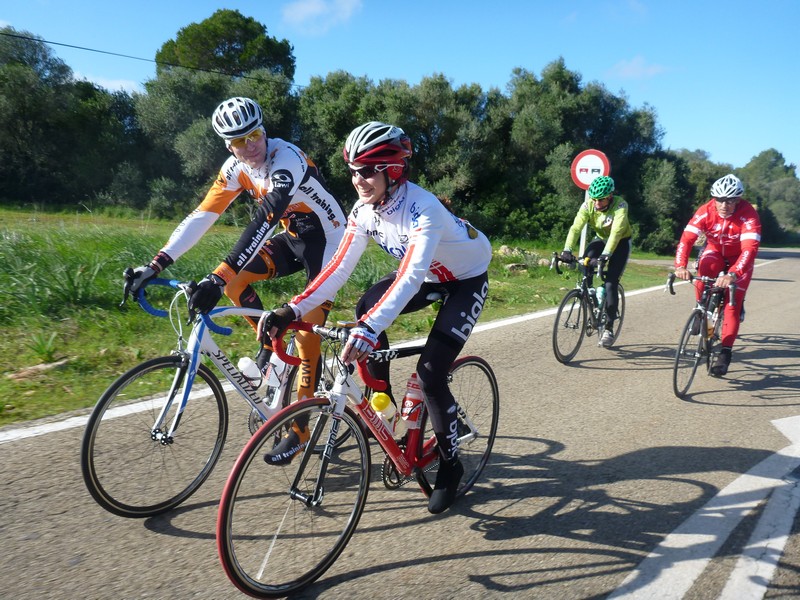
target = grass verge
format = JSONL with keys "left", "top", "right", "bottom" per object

{"left": 0, "top": 208, "right": 673, "bottom": 426}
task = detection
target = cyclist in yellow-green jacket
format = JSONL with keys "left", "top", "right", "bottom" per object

{"left": 559, "top": 176, "right": 632, "bottom": 348}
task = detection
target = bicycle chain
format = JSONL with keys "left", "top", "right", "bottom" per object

{"left": 381, "top": 450, "right": 439, "bottom": 489}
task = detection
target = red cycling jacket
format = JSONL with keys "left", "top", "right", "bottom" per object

{"left": 675, "top": 198, "right": 761, "bottom": 277}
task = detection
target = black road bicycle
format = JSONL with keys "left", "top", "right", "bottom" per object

{"left": 551, "top": 253, "right": 626, "bottom": 364}
{"left": 667, "top": 272, "right": 737, "bottom": 398}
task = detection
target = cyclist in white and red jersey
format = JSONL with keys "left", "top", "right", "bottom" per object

{"left": 674, "top": 173, "right": 761, "bottom": 376}
{"left": 259, "top": 121, "right": 492, "bottom": 514}
{"left": 126, "top": 97, "right": 346, "bottom": 406}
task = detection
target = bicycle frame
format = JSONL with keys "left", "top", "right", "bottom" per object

{"left": 133, "top": 279, "right": 293, "bottom": 443}
{"left": 274, "top": 322, "right": 479, "bottom": 496}
{"left": 552, "top": 253, "right": 610, "bottom": 331}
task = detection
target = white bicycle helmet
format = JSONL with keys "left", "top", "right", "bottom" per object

{"left": 710, "top": 173, "right": 744, "bottom": 198}
{"left": 343, "top": 121, "right": 412, "bottom": 164}
{"left": 211, "top": 97, "right": 263, "bottom": 139}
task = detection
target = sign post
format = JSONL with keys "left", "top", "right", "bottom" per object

{"left": 570, "top": 149, "right": 611, "bottom": 256}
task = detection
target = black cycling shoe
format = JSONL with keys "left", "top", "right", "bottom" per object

{"left": 428, "top": 457, "right": 464, "bottom": 514}
{"left": 264, "top": 424, "right": 309, "bottom": 466}
{"left": 710, "top": 348, "right": 732, "bottom": 377}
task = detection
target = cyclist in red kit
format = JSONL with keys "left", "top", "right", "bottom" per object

{"left": 674, "top": 174, "right": 761, "bottom": 377}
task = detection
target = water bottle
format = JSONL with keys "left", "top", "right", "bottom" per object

{"left": 237, "top": 356, "right": 263, "bottom": 389}
{"left": 400, "top": 372, "right": 424, "bottom": 433}
{"left": 262, "top": 351, "right": 286, "bottom": 388}
{"left": 370, "top": 392, "right": 397, "bottom": 433}
{"left": 595, "top": 284, "right": 606, "bottom": 306}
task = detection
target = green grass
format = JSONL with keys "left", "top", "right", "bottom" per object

{"left": 0, "top": 208, "right": 673, "bottom": 426}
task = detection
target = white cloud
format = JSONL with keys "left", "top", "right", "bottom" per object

{"left": 606, "top": 55, "right": 668, "bottom": 80}
{"left": 282, "top": 0, "right": 362, "bottom": 35}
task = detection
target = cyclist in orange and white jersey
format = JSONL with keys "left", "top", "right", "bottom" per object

{"left": 674, "top": 173, "right": 761, "bottom": 376}
{"left": 126, "top": 97, "right": 346, "bottom": 403}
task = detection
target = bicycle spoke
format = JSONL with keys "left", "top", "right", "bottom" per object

{"left": 218, "top": 399, "right": 370, "bottom": 597}
{"left": 81, "top": 356, "right": 228, "bottom": 517}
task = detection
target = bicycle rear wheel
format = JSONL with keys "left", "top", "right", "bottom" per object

{"left": 553, "top": 289, "right": 587, "bottom": 363}
{"left": 81, "top": 355, "right": 228, "bottom": 517}
{"left": 415, "top": 356, "right": 500, "bottom": 499}
{"left": 673, "top": 311, "right": 705, "bottom": 398}
{"left": 217, "top": 398, "right": 370, "bottom": 598}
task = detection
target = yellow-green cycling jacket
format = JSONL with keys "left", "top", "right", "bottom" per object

{"left": 564, "top": 195, "right": 632, "bottom": 255}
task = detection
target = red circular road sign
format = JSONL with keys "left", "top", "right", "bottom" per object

{"left": 571, "top": 149, "right": 611, "bottom": 189}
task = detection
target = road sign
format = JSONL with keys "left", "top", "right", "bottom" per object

{"left": 571, "top": 149, "right": 610, "bottom": 189}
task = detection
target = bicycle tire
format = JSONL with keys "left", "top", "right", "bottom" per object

{"left": 81, "top": 355, "right": 228, "bottom": 518}
{"left": 553, "top": 289, "right": 587, "bottom": 363}
{"left": 673, "top": 311, "right": 705, "bottom": 398}
{"left": 705, "top": 298, "right": 726, "bottom": 374}
{"left": 217, "top": 398, "right": 370, "bottom": 598}
{"left": 609, "top": 284, "right": 626, "bottom": 343}
{"left": 415, "top": 356, "right": 500, "bottom": 500}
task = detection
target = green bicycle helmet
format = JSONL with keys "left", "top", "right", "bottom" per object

{"left": 588, "top": 176, "right": 615, "bottom": 199}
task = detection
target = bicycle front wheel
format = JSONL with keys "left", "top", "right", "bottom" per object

{"left": 81, "top": 355, "right": 228, "bottom": 517}
{"left": 416, "top": 356, "right": 500, "bottom": 499}
{"left": 673, "top": 311, "right": 705, "bottom": 398}
{"left": 553, "top": 289, "right": 587, "bottom": 363}
{"left": 217, "top": 398, "right": 370, "bottom": 598}
{"left": 610, "top": 284, "right": 626, "bottom": 342}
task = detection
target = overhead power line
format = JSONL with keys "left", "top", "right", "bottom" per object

{"left": 0, "top": 30, "right": 304, "bottom": 90}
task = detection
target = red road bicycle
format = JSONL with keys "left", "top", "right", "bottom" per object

{"left": 216, "top": 319, "right": 499, "bottom": 598}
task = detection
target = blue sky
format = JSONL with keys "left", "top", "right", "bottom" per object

{"left": 3, "top": 0, "right": 798, "bottom": 176}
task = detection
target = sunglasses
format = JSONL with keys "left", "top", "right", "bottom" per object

{"left": 347, "top": 163, "right": 401, "bottom": 179}
{"left": 229, "top": 128, "right": 264, "bottom": 148}
{"left": 713, "top": 197, "right": 740, "bottom": 205}
{"left": 592, "top": 194, "right": 613, "bottom": 202}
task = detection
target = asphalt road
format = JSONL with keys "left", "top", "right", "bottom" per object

{"left": 1, "top": 248, "right": 799, "bottom": 600}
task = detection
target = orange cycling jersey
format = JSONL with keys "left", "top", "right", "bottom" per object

{"left": 160, "top": 137, "right": 345, "bottom": 281}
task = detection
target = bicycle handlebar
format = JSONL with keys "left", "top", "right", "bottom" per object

{"left": 665, "top": 272, "right": 737, "bottom": 307}
{"left": 550, "top": 252, "right": 607, "bottom": 280}
{"left": 270, "top": 321, "right": 387, "bottom": 391}
{"left": 128, "top": 277, "right": 233, "bottom": 335}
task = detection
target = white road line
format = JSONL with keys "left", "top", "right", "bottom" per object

{"left": 609, "top": 415, "right": 800, "bottom": 600}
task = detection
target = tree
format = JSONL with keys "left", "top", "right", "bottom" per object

{"left": 155, "top": 9, "right": 295, "bottom": 81}
{"left": 0, "top": 27, "right": 140, "bottom": 206}
{"left": 0, "top": 26, "right": 71, "bottom": 85}
{"left": 296, "top": 70, "right": 374, "bottom": 198}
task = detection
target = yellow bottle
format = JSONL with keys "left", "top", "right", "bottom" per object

{"left": 370, "top": 392, "right": 396, "bottom": 431}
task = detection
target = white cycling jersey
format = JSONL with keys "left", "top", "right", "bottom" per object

{"left": 291, "top": 181, "right": 492, "bottom": 335}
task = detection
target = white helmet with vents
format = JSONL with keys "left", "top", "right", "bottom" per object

{"left": 211, "top": 97, "right": 263, "bottom": 139}
{"left": 710, "top": 174, "right": 744, "bottom": 198}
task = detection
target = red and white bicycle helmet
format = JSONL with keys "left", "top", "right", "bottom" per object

{"left": 343, "top": 121, "right": 413, "bottom": 181}
{"left": 211, "top": 97, "right": 263, "bottom": 139}
{"left": 710, "top": 173, "right": 744, "bottom": 198}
